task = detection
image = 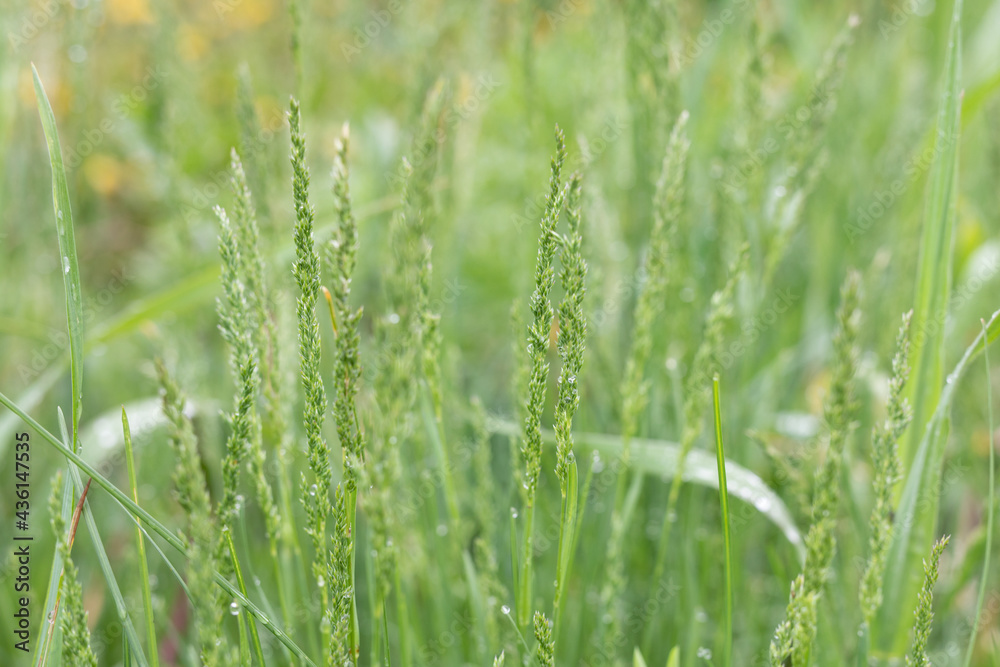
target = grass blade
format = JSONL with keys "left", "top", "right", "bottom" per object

{"left": 712, "top": 375, "right": 733, "bottom": 667}
{"left": 122, "top": 408, "right": 158, "bottom": 667}
{"left": 899, "top": 0, "right": 963, "bottom": 471}
{"left": 30, "top": 65, "right": 84, "bottom": 453}
{"left": 963, "top": 319, "right": 996, "bottom": 667}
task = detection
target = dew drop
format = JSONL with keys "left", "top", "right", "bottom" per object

{"left": 696, "top": 647, "right": 712, "bottom": 660}
{"left": 63, "top": 257, "right": 70, "bottom": 274}
{"left": 229, "top": 601, "right": 240, "bottom": 616}
{"left": 387, "top": 313, "right": 400, "bottom": 324}
{"left": 309, "top": 484, "right": 318, "bottom": 497}
{"left": 68, "top": 44, "right": 87, "bottom": 63}
{"left": 774, "top": 185, "right": 787, "bottom": 198}
{"left": 510, "top": 507, "right": 519, "bottom": 519}
{"left": 501, "top": 605, "right": 511, "bottom": 615}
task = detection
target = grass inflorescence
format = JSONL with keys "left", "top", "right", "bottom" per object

{"left": 6, "top": 3, "right": 1000, "bottom": 666}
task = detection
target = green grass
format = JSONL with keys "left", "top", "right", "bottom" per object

{"left": 3, "top": 0, "right": 1000, "bottom": 665}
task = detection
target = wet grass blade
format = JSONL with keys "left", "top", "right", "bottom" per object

{"left": 31, "top": 65, "right": 84, "bottom": 452}
{"left": 963, "top": 319, "right": 996, "bottom": 667}
{"left": 712, "top": 376, "right": 733, "bottom": 667}
{"left": 123, "top": 409, "right": 159, "bottom": 667}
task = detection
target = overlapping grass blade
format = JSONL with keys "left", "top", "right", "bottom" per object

{"left": 876, "top": 309, "right": 1000, "bottom": 654}
{"left": 0, "top": 390, "right": 317, "bottom": 666}
{"left": 491, "top": 421, "right": 805, "bottom": 558}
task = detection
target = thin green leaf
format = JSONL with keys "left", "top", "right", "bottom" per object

{"left": 31, "top": 66, "right": 84, "bottom": 453}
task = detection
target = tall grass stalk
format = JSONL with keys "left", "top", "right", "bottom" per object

{"left": 906, "top": 536, "right": 950, "bottom": 667}
{"left": 857, "top": 312, "right": 913, "bottom": 663}
{"left": 325, "top": 121, "right": 365, "bottom": 664}
{"left": 288, "top": 96, "right": 340, "bottom": 659}
{"left": 517, "top": 126, "right": 568, "bottom": 630}
{"left": 552, "top": 171, "right": 586, "bottom": 644}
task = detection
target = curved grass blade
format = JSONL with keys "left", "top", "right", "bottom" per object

{"left": 963, "top": 319, "right": 996, "bottom": 667}
{"left": 491, "top": 421, "right": 805, "bottom": 560}
{"left": 875, "top": 309, "right": 1000, "bottom": 654}
{"left": 31, "top": 65, "right": 84, "bottom": 452}
{"left": 0, "top": 390, "right": 317, "bottom": 666}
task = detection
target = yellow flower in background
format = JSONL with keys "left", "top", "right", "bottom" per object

{"left": 177, "top": 23, "right": 209, "bottom": 62}
{"left": 107, "top": 0, "right": 154, "bottom": 25}
{"left": 83, "top": 154, "right": 124, "bottom": 197}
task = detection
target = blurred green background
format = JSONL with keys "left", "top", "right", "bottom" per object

{"left": 2, "top": 0, "right": 1000, "bottom": 665}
